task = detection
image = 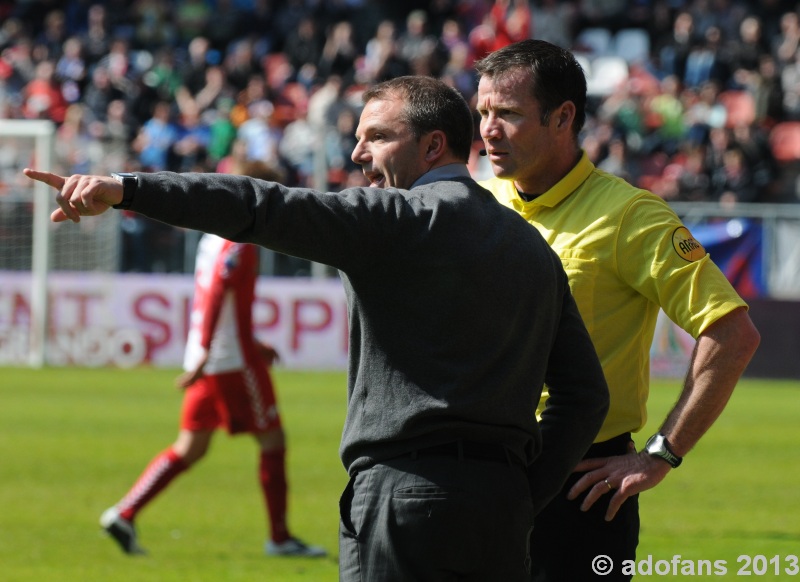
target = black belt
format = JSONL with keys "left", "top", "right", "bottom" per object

{"left": 409, "top": 440, "right": 524, "bottom": 467}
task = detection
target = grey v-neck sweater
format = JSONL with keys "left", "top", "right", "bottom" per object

{"left": 129, "top": 169, "right": 608, "bottom": 509}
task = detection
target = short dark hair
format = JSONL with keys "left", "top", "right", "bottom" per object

{"left": 362, "top": 76, "right": 474, "bottom": 162}
{"left": 475, "top": 39, "right": 587, "bottom": 138}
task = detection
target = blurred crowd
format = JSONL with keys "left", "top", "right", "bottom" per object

{"left": 2, "top": 0, "right": 800, "bottom": 269}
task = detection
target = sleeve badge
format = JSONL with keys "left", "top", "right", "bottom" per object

{"left": 672, "top": 226, "right": 706, "bottom": 262}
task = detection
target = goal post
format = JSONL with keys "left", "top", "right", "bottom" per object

{"left": 0, "top": 119, "right": 54, "bottom": 368}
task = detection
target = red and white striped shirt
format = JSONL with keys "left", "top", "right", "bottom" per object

{"left": 183, "top": 234, "right": 259, "bottom": 375}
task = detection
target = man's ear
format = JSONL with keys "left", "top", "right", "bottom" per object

{"left": 555, "top": 101, "right": 576, "bottom": 130}
{"left": 424, "top": 130, "right": 447, "bottom": 162}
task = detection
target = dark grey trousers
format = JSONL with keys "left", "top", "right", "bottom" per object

{"left": 339, "top": 454, "right": 533, "bottom": 582}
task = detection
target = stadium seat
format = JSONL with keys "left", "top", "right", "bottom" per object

{"left": 586, "top": 56, "right": 629, "bottom": 97}
{"left": 769, "top": 122, "right": 800, "bottom": 163}
{"left": 574, "top": 28, "right": 613, "bottom": 57}
{"left": 717, "top": 90, "right": 756, "bottom": 128}
{"left": 575, "top": 54, "right": 592, "bottom": 78}
{"left": 614, "top": 28, "right": 651, "bottom": 64}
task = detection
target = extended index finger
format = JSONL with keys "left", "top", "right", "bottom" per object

{"left": 23, "top": 168, "right": 66, "bottom": 190}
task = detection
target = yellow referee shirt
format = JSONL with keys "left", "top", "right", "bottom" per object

{"left": 480, "top": 152, "right": 748, "bottom": 442}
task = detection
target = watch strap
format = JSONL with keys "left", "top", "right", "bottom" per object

{"left": 111, "top": 172, "right": 138, "bottom": 210}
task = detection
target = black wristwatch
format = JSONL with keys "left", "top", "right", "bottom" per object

{"left": 644, "top": 433, "right": 682, "bottom": 468}
{"left": 111, "top": 172, "right": 138, "bottom": 209}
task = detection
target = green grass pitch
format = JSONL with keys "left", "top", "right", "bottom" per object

{"left": 1, "top": 368, "right": 798, "bottom": 581}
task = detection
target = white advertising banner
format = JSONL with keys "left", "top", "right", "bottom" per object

{"left": 2, "top": 271, "right": 695, "bottom": 375}
{"left": 0, "top": 272, "right": 349, "bottom": 369}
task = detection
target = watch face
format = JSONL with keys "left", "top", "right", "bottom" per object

{"left": 647, "top": 434, "right": 665, "bottom": 453}
{"left": 646, "top": 433, "right": 681, "bottom": 467}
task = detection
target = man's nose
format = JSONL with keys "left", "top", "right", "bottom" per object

{"left": 351, "top": 142, "right": 367, "bottom": 164}
{"left": 480, "top": 117, "right": 501, "bottom": 140}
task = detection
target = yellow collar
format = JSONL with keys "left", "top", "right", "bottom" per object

{"left": 518, "top": 151, "right": 594, "bottom": 208}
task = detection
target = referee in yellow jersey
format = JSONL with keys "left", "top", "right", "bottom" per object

{"left": 474, "top": 40, "right": 760, "bottom": 582}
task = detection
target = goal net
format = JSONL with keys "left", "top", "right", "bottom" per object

{"left": 0, "top": 120, "right": 120, "bottom": 367}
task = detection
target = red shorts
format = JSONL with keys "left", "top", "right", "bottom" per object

{"left": 180, "top": 363, "right": 281, "bottom": 435}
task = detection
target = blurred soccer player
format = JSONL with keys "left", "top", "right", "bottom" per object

{"left": 100, "top": 161, "right": 325, "bottom": 558}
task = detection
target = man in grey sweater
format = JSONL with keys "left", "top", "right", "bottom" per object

{"left": 26, "top": 76, "right": 608, "bottom": 582}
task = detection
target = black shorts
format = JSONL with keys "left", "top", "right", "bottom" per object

{"left": 530, "top": 433, "right": 639, "bottom": 582}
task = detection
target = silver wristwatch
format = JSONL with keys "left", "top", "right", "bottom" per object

{"left": 644, "top": 433, "right": 682, "bottom": 468}
{"left": 111, "top": 172, "right": 138, "bottom": 210}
